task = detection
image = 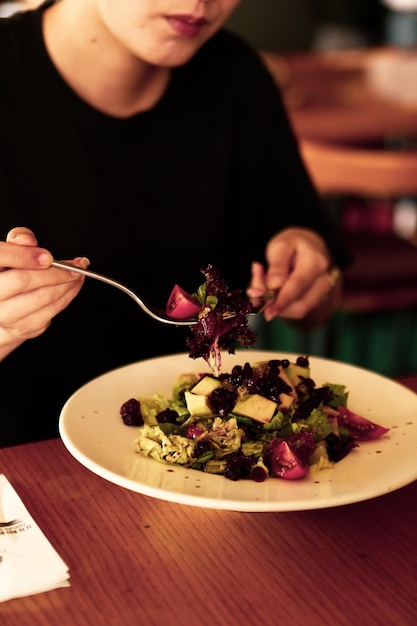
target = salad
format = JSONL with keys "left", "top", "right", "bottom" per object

{"left": 120, "top": 356, "right": 388, "bottom": 482}
{"left": 119, "top": 266, "right": 388, "bottom": 482}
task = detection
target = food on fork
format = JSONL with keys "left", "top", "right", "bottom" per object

{"left": 165, "top": 284, "right": 201, "bottom": 320}
{"left": 166, "top": 265, "right": 256, "bottom": 377}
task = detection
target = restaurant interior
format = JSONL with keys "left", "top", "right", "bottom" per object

{"left": 1, "top": 2, "right": 417, "bottom": 625}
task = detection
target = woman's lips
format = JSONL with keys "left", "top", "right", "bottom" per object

{"left": 166, "top": 15, "right": 208, "bottom": 39}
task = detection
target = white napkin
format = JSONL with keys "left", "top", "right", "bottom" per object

{"left": 0, "top": 474, "right": 70, "bottom": 602}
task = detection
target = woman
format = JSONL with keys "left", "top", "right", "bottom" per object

{"left": 0, "top": 0, "right": 349, "bottom": 446}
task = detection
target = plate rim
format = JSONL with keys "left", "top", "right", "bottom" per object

{"left": 59, "top": 350, "right": 417, "bottom": 512}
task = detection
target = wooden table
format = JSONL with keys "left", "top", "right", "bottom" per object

{"left": 1, "top": 371, "right": 417, "bottom": 626}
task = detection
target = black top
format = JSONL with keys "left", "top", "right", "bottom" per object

{"left": 0, "top": 4, "right": 349, "bottom": 446}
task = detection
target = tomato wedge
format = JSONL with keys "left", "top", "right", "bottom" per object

{"left": 166, "top": 284, "right": 201, "bottom": 320}
{"left": 270, "top": 440, "right": 309, "bottom": 480}
{"left": 336, "top": 407, "right": 389, "bottom": 441}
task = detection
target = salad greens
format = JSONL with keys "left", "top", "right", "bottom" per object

{"left": 120, "top": 356, "right": 389, "bottom": 482}
{"left": 166, "top": 265, "right": 256, "bottom": 377}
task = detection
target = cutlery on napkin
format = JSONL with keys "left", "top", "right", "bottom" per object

{"left": 0, "top": 474, "right": 70, "bottom": 602}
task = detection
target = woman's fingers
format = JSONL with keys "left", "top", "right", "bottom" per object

{"left": 1, "top": 228, "right": 53, "bottom": 269}
{"left": 248, "top": 228, "right": 338, "bottom": 322}
{"left": 246, "top": 261, "right": 267, "bottom": 299}
{"left": 0, "top": 274, "right": 85, "bottom": 341}
{"left": 0, "top": 228, "right": 88, "bottom": 356}
{"left": 0, "top": 259, "right": 88, "bottom": 301}
{"left": 6, "top": 227, "right": 38, "bottom": 245}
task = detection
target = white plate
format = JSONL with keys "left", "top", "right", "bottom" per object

{"left": 59, "top": 350, "right": 417, "bottom": 512}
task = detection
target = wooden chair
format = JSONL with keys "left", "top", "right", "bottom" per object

{"left": 260, "top": 47, "right": 417, "bottom": 377}
{"left": 262, "top": 47, "right": 417, "bottom": 314}
{"left": 300, "top": 140, "right": 417, "bottom": 198}
{"left": 298, "top": 139, "right": 417, "bottom": 313}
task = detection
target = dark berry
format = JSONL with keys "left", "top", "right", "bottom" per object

{"left": 156, "top": 408, "right": 179, "bottom": 424}
{"left": 224, "top": 453, "right": 253, "bottom": 481}
{"left": 251, "top": 465, "right": 268, "bottom": 482}
{"left": 193, "top": 440, "right": 212, "bottom": 459}
{"left": 120, "top": 398, "right": 143, "bottom": 426}
{"left": 208, "top": 387, "right": 237, "bottom": 417}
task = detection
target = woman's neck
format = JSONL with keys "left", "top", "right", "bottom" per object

{"left": 42, "top": 1, "right": 171, "bottom": 118}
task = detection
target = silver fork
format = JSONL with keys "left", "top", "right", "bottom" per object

{"left": 51, "top": 261, "right": 273, "bottom": 326}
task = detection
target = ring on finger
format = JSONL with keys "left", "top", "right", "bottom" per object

{"left": 321, "top": 267, "right": 341, "bottom": 302}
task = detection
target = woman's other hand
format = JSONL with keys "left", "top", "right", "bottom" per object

{"left": 247, "top": 227, "right": 342, "bottom": 328}
{"left": 0, "top": 227, "right": 87, "bottom": 359}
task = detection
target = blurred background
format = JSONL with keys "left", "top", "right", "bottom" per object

{"left": 226, "top": 0, "right": 387, "bottom": 52}
{"left": 226, "top": 0, "right": 417, "bottom": 379}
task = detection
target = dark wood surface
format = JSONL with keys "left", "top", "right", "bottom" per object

{"left": 1, "top": 377, "right": 417, "bottom": 625}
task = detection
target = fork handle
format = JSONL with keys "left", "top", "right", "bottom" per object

{"left": 50, "top": 260, "right": 195, "bottom": 326}
{"left": 52, "top": 260, "right": 113, "bottom": 284}
{"left": 51, "top": 260, "right": 144, "bottom": 301}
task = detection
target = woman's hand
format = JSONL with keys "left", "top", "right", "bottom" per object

{"left": 0, "top": 227, "right": 88, "bottom": 360}
{"left": 247, "top": 227, "right": 342, "bottom": 328}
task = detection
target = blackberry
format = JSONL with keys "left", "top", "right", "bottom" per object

{"left": 120, "top": 398, "right": 143, "bottom": 426}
